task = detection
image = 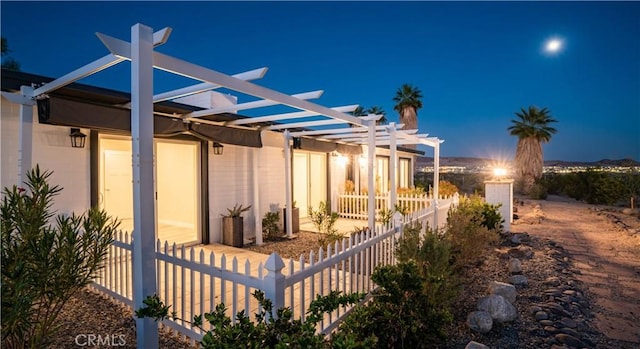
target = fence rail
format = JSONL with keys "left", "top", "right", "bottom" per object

{"left": 91, "top": 194, "right": 458, "bottom": 342}
{"left": 337, "top": 192, "right": 458, "bottom": 222}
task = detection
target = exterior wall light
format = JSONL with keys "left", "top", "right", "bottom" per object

{"left": 69, "top": 128, "right": 87, "bottom": 148}
{"left": 213, "top": 142, "right": 224, "bottom": 155}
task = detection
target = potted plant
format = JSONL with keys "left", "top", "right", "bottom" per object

{"left": 221, "top": 204, "right": 251, "bottom": 247}
{"left": 281, "top": 201, "right": 300, "bottom": 235}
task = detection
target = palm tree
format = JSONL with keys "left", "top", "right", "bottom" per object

{"left": 393, "top": 84, "right": 423, "bottom": 148}
{"left": 348, "top": 106, "right": 367, "bottom": 127}
{"left": 367, "top": 106, "right": 388, "bottom": 125}
{"left": 1, "top": 37, "right": 20, "bottom": 71}
{"left": 508, "top": 106, "right": 558, "bottom": 193}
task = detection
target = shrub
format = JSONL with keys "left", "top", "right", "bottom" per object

{"left": 438, "top": 180, "right": 459, "bottom": 197}
{"left": 529, "top": 181, "right": 548, "bottom": 200}
{"left": 1, "top": 166, "right": 118, "bottom": 348}
{"left": 136, "top": 290, "right": 370, "bottom": 348}
{"left": 262, "top": 211, "right": 280, "bottom": 241}
{"left": 339, "top": 261, "right": 452, "bottom": 347}
{"left": 446, "top": 196, "right": 501, "bottom": 269}
{"left": 309, "top": 201, "right": 342, "bottom": 247}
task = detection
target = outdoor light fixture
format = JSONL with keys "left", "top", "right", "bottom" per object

{"left": 292, "top": 137, "right": 302, "bottom": 149}
{"left": 213, "top": 142, "right": 224, "bottom": 155}
{"left": 69, "top": 128, "right": 87, "bottom": 148}
{"left": 493, "top": 167, "right": 508, "bottom": 178}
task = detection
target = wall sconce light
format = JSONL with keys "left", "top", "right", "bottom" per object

{"left": 292, "top": 137, "right": 302, "bottom": 149}
{"left": 69, "top": 128, "right": 87, "bottom": 148}
{"left": 213, "top": 142, "right": 224, "bottom": 155}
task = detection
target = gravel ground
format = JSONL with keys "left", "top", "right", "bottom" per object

{"left": 49, "top": 200, "right": 638, "bottom": 348}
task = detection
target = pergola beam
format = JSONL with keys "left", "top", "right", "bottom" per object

{"left": 152, "top": 67, "right": 268, "bottom": 103}
{"left": 266, "top": 119, "right": 349, "bottom": 130}
{"left": 31, "top": 54, "right": 124, "bottom": 97}
{"left": 185, "top": 90, "right": 324, "bottom": 118}
{"left": 289, "top": 124, "right": 403, "bottom": 137}
{"left": 226, "top": 104, "right": 359, "bottom": 126}
{"left": 97, "top": 33, "right": 367, "bottom": 127}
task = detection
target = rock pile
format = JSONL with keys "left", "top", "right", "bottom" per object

{"left": 465, "top": 231, "right": 594, "bottom": 349}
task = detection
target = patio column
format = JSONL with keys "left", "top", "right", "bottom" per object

{"left": 283, "top": 130, "right": 293, "bottom": 238}
{"left": 18, "top": 85, "right": 34, "bottom": 185}
{"left": 367, "top": 119, "right": 376, "bottom": 229}
{"left": 388, "top": 122, "right": 397, "bottom": 211}
{"left": 130, "top": 23, "right": 159, "bottom": 348}
{"left": 253, "top": 146, "right": 263, "bottom": 245}
{"left": 432, "top": 140, "right": 440, "bottom": 229}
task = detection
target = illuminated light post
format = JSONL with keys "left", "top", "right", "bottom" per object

{"left": 485, "top": 167, "right": 514, "bottom": 231}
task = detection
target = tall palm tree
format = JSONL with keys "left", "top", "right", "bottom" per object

{"left": 393, "top": 84, "right": 423, "bottom": 148}
{"left": 508, "top": 106, "right": 558, "bottom": 193}
{"left": 1, "top": 37, "right": 20, "bottom": 71}
{"left": 349, "top": 106, "right": 367, "bottom": 128}
{"left": 367, "top": 106, "right": 388, "bottom": 125}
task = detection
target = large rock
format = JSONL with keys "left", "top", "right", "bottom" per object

{"left": 508, "top": 274, "right": 528, "bottom": 286}
{"left": 466, "top": 311, "right": 493, "bottom": 333}
{"left": 508, "top": 258, "right": 522, "bottom": 274}
{"left": 489, "top": 281, "right": 517, "bottom": 304}
{"left": 465, "top": 341, "right": 489, "bottom": 349}
{"left": 477, "top": 294, "right": 518, "bottom": 323}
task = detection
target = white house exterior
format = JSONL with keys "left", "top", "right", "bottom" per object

{"left": 1, "top": 69, "right": 421, "bottom": 247}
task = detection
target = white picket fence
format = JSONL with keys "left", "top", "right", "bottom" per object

{"left": 337, "top": 192, "right": 457, "bottom": 220}
{"left": 90, "top": 197, "right": 458, "bottom": 342}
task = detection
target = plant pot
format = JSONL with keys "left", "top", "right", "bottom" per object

{"left": 281, "top": 207, "right": 300, "bottom": 234}
{"left": 222, "top": 216, "right": 244, "bottom": 247}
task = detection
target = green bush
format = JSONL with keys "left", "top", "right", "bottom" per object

{"left": 136, "top": 290, "right": 371, "bottom": 348}
{"left": 309, "top": 201, "right": 342, "bottom": 247}
{"left": 1, "top": 166, "right": 118, "bottom": 348}
{"left": 529, "top": 181, "right": 548, "bottom": 200}
{"left": 457, "top": 195, "right": 504, "bottom": 233}
{"left": 339, "top": 261, "right": 451, "bottom": 348}
{"left": 262, "top": 211, "right": 280, "bottom": 241}
{"left": 540, "top": 170, "right": 638, "bottom": 205}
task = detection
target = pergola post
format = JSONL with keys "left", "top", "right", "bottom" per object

{"left": 253, "top": 146, "right": 263, "bottom": 245}
{"left": 367, "top": 119, "right": 376, "bottom": 229}
{"left": 283, "top": 130, "right": 293, "bottom": 238}
{"left": 18, "top": 85, "right": 34, "bottom": 184}
{"left": 432, "top": 140, "right": 440, "bottom": 229}
{"left": 130, "top": 23, "right": 159, "bottom": 348}
{"left": 388, "top": 122, "right": 397, "bottom": 211}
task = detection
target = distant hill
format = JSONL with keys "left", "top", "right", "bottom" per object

{"left": 416, "top": 157, "right": 640, "bottom": 168}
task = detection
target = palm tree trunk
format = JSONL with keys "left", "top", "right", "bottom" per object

{"left": 514, "top": 137, "right": 543, "bottom": 193}
{"left": 400, "top": 107, "right": 418, "bottom": 149}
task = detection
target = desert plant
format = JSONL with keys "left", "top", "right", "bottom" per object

{"left": 344, "top": 180, "right": 355, "bottom": 193}
{"left": 445, "top": 197, "right": 500, "bottom": 269}
{"left": 339, "top": 260, "right": 451, "bottom": 347}
{"left": 308, "top": 201, "right": 341, "bottom": 244}
{"left": 437, "top": 180, "right": 459, "bottom": 197}
{"left": 262, "top": 211, "right": 280, "bottom": 240}
{"left": 136, "top": 290, "right": 369, "bottom": 348}
{"left": 221, "top": 203, "right": 251, "bottom": 218}
{"left": 377, "top": 208, "right": 394, "bottom": 226}
{"left": 1, "top": 166, "right": 118, "bottom": 348}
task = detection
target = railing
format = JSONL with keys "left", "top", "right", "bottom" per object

{"left": 337, "top": 191, "right": 459, "bottom": 223}
{"left": 91, "top": 199, "right": 457, "bottom": 342}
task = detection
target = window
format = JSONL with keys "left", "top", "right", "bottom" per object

{"left": 399, "top": 158, "right": 411, "bottom": 189}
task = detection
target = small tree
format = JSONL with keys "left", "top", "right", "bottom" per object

{"left": 1, "top": 166, "right": 119, "bottom": 348}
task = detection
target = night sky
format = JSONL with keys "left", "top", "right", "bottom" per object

{"left": 2, "top": 1, "right": 638, "bottom": 162}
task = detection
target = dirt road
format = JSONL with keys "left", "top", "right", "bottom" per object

{"left": 511, "top": 195, "right": 640, "bottom": 347}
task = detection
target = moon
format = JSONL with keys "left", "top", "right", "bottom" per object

{"left": 545, "top": 38, "right": 563, "bottom": 54}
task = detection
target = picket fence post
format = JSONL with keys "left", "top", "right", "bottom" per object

{"left": 263, "top": 253, "right": 286, "bottom": 314}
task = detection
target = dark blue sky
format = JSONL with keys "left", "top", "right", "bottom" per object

{"left": 2, "top": 1, "right": 639, "bottom": 161}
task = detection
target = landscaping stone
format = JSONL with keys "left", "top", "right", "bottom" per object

{"left": 477, "top": 294, "right": 518, "bottom": 323}
{"left": 489, "top": 281, "right": 517, "bottom": 304}
{"left": 555, "top": 333, "right": 585, "bottom": 348}
{"left": 508, "top": 258, "right": 522, "bottom": 274}
{"left": 464, "top": 341, "right": 489, "bottom": 349}
{"left": 534, "top": 311, "right": 548, "bottom": 321}
{"left": 559, "top": 317, "right": 577, "bottom": 328}
{"left": 508, "top": 274, "right": 528, "bottom": 286}
{"left": 466, "top": 311, "right": 493, "bottom": 334}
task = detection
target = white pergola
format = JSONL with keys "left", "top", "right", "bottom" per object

{"left": 2, "top": 24, "right": 444, "bottom": 347}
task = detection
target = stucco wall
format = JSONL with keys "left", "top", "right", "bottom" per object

{"left": 1, "top": 100, "right": 91, "bottom": 216}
